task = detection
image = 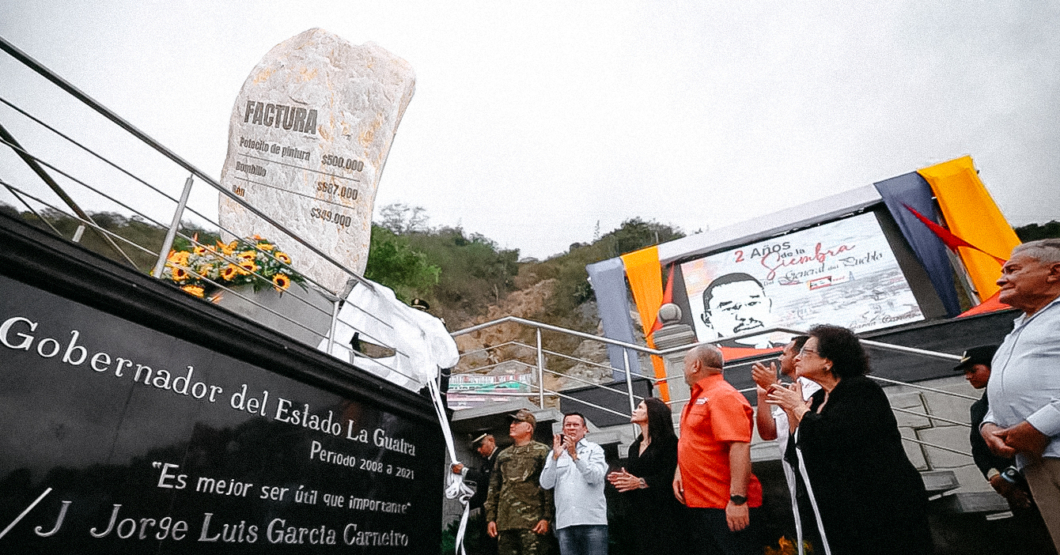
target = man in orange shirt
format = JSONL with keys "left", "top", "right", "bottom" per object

{"left": 673, "top": 344, "right": 764, "bottom": 555}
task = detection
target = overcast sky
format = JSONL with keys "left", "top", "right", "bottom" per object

{"left": 1, "top": 1, "right": 1057, "bottom": 259}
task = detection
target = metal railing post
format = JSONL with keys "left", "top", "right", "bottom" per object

{"left": 623, "top": 349, "right": 636, "bottom": 415}
{"left": 326, "top": 297, "right": 341, "bottom": 360}
{"left": 152, "top": 173, "right": 195, "bottom": 279}
{"left": 536, "top": 329, "right": 545, "bottom": 408}
{"left": 623, "top": 349, "right": 639, "bottom": 436}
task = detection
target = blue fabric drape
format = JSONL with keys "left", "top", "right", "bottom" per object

{"left": 874, "top": 172, "right": 962, "bottom": 317}
{"left": 586, "top": 258, "right": 642, "bottom": 380}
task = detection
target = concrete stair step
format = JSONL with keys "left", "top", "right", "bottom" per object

{"left": 932, "top": 491, "right": 1010, "bottom": 515}
{"left": 922, "top": 470, "right": 961, "bottom": 495}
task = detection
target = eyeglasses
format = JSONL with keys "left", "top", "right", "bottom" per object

{"left": 799, "top": 347, "right": 819, "bottom": 357}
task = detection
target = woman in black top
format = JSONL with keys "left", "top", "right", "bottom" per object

{"left": 608, "top": 397, "right": 689, "bottom": 553}
{"left": 768, "top": 325, "right": 933, "bottom": 555}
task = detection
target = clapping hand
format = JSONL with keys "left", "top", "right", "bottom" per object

{"left": 751, "top": 361, "right": 778, "bottom": 391}
{"left": 553, "top": 433, "right": 576, "bottom": 459}
{"left": 766, "top": 381, "right": 809, "bottom": 424}
{"left": 607, "top": 468, "right": 642, "bottom": 492}
{"left": 766, "top": 381, "right": 800, "bottom": 409}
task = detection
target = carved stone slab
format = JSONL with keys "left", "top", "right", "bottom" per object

{"left": 219, "top": 28, "right": 415, "bottom": 293}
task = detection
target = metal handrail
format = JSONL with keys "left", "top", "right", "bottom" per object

{"left": 0, "top": 35, "right": 372, "bottom": 294}
{"left": 454, "top": 339, "right": 634, "bottom": 384}
{"left": 870, "top": 375, "right": 979, "bottom": 401}
{"left": 903, "top": 437, "right": 973, "bottom": 458}
{"left": 0, "top": 173, "right": 344, "bottom": 349}
{"left": 454, "top": 340, "right": 522, "bottom": 358}
{"left": 455, "top": 359, "right": 535, "bottom": 374}
{"left": 537, "top": 365, "right": 637, "bottom": 397}
{"left": 1, "top": 92, "right": 376, "bottom": 312}
{"left": 0, "top": 37, "right": 423, "bottom": 385}
{"left": 892, "top": 406, "right": 970, "bottom": 428}
{"left": 450, "top": 317, "right": 980, "bottom": 464}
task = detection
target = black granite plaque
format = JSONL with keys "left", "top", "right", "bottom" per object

{"left": 0, "top": 269, "right": 441, "bottom": 553}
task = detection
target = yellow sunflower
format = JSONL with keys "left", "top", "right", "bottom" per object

{"left": 218, "top": 240, "right": 237, "bottom": 256}
{"left": 172, "top": 266, "right": 188, "bottom": 282}
{"left": 193, "top": 245, "right": 207, "bottom": 255}
{"left": 168, "top": 251, "right": 190, "bottom": 266}
{"left": 181, "top": 285, "right": 205, "bottom": 298}
{"left": 256, "top": 242, "right": 275, "bottom": 251}
{"left": 238, "top": 261, "right": 257, "bottom": 275}
{"left": 276, "top": 252, "right": 292, "bottom": 265}
{"left": 221, "top": 264, "right": 240, "bottom": 281}
{"left": 238, "top": 250, "right": 257, "bottom": 261}
{"left": 272, "top": 274, "right": 291, "bottom": 292}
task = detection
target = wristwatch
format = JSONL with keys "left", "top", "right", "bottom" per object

{"left": 729, "top": 494, "right": 748, "bottom": 505}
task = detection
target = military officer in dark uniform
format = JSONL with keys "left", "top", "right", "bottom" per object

{"left": 454, "top": 433, "right": 500, "bottom": 554}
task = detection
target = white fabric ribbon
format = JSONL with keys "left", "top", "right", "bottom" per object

{"left": 792, "top": 428, "right": 831, "bottom": 555}
{"left": 316, "top": 279, "right": 469, "bottom": 553}
{"left": 428, "top": 379, "right": 474, "bottom": 555}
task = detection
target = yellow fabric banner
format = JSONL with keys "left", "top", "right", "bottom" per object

{"left": 918, "top": 156, "right": 1020, "bottom": 301}
{"left": 620, "top": 246, "right": 670, "bottom": 400}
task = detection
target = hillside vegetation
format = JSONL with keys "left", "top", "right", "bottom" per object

{"left": 0, "top": 202, "right": 681, "bottom": 331}
{"left": 0, "top": 201, "right": 683, "bottom": 380}
{"left": 368, "top": 204, "right": 685, "bottom": 331}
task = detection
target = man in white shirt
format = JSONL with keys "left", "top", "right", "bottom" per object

{"left": 540, "top": 412, "right": 608, "bottom": 555}
{"left": 752, "top": 336, "right": 826, "bottom": 555}
{"left": 981, "top": 238, "right": 1060, "bottom": 551}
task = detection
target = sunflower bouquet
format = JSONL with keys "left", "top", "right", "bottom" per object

{"left": 159, "top": 235, "right": 306, "bottom": 298}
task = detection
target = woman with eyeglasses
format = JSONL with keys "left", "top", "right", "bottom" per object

{"left": 767, "top": 324, "right": 932, "bottom": 555}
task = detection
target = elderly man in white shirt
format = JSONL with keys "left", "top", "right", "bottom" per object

{"left": 540, "top": 412, "right": 608, "bottom": 555}
{"left": 981, "top": 238, "right": 1060, "bottom": 551}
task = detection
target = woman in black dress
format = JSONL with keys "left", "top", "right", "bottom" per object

{"left": 607, "top": 397, "right": 689, "bottom": 553}
{"left": 768, "top": 324, "right": 933, "bottom": 555}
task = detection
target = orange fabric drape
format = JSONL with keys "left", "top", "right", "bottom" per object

{"left": 918, "top": 156, "right": 1020, "bottom": 301}
{"left": 957, "top": 291, "right": 1010, "bottom": 317}
{"left": 621, "top": 246, "right": 670, "bottom": 401}
{"left": 651, "top": 264, "right": 676, "bottom": 335}
{"left": 719, "top": 345, "right": 783, "bottom": 361}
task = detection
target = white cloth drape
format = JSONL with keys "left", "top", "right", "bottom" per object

{"left": 318, "top": 281, "right": 458, "bottom": 389}
{"left": 317, "top": 278, "right": 469, "bottom": 553}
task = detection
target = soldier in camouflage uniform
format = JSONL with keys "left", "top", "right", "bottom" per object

{"left": 485, "top": 409, "right": 554, "bottom": 555}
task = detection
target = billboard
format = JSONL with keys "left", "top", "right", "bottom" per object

{"left": 680, "top": 212, "right": 924, "bottom": 347}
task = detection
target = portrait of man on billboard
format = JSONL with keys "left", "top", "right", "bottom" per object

{"left": 700, "top": 273, "right": 781, "bottom": 348}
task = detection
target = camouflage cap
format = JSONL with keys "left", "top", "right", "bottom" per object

{"left": 508, "top": 408, "right": 536, "bottom": 428}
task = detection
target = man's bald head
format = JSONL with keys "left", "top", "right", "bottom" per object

{"left": 683, "top": 344, "right": 724, "bottom": 386}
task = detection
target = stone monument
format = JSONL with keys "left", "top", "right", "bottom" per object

{"left": 219, "top": 28, "right": 415, "bottom": 294}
